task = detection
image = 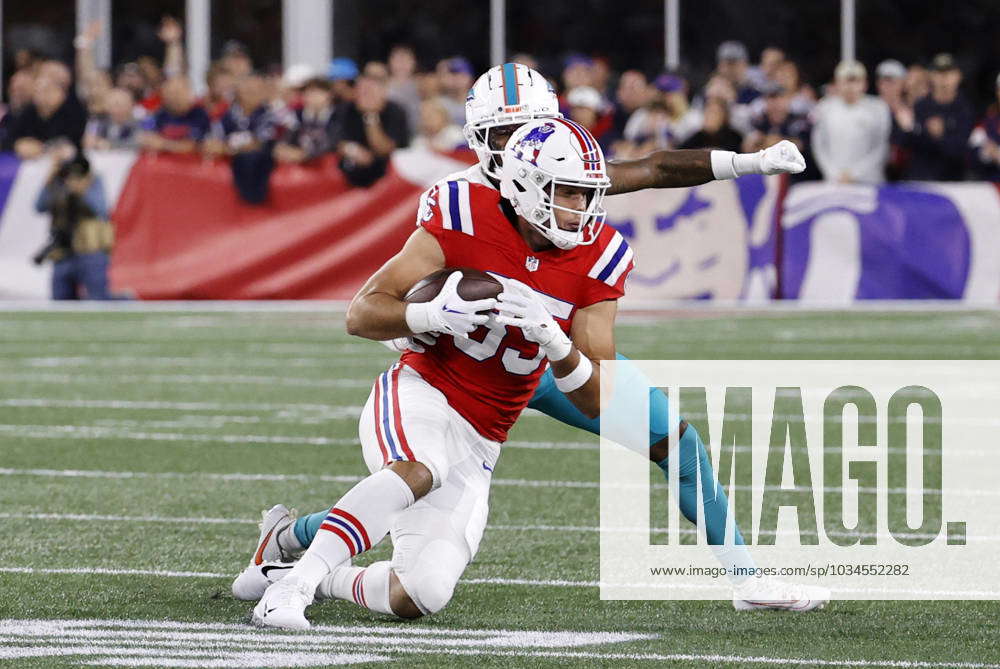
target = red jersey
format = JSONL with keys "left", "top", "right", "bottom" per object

{"left": 400, "top": 179, "right": 634, "bottom": 442}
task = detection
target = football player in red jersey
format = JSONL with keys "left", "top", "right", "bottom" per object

{"left": 252, "top": 118, "right": 632, "bottom": 629}
{"left": 238, "top": 64, "right": 829, "bottom": 616}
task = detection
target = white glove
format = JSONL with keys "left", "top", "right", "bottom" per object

{"left": 404, "top": 271, "right": 496, "bottom": 338}
{"left": 495, "top": 278, "right": 572, "bottom": 361}
{"left": 381, "top": 332, "right": 439, "bottom": 354}
{"left": 753, "top": 139, "right": 806, "bottom": 175}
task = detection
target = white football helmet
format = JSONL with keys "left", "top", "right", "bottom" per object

{"left": 464, "top": 63, "right": 561, "bottom": 181}
{"left": 499, "top": 118, "right": 611, "bottom": 250}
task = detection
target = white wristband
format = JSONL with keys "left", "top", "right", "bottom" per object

{"left": 554, "top": 354, "right": 593, "bottom": 393}
{"left": 710, "top": 150, "right": 738, "bottom": 180}
{"left": 711, "top": 149, "right": 762, "bottom": 179}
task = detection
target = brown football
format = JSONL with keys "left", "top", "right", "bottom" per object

{"left": 404, "top": 267, "right": 503, "bottom": 306}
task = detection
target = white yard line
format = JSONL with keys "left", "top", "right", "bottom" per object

{"left": 3, "top": 420, "right": 994, "bottom": 456}
{"left": 0, "top": 424, "right": 594, "bottom": 451}
{"left": 0, "top": 343, "right": 378, "bottom": 355}
{"left": 0, "top": 424, "right": 359, "bottom": 446}
{"left": 2, "top": 299, "right": 998, "bottom": 312}
{"left": 3, "top": 618, "right": 995, "bottom": 668}
{"left": 4, "top": 356, "right": 383, "bottom": 369}
{"left": 0, "top": 373, "right": 370, "bottom": 388}
{"left": 0, "top": 466, "right": 991, "bottom": 497}
{"left": 1, "top": 568, "right": 999, "bottom": 600}
{"left": 0, "top": 300, "right": 351, "bottom": 312}
{"left": 0, "top": 512, "right": 985, "bottom": 543}
{"left": 0, "top": 398, "right": 344, "bottom": 411}
{"left": 4, "top": 643, "right": 999, "bottom": 669}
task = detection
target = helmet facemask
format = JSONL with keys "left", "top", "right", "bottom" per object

{"left": 513, "top": 168, "right": 610, "bottom": 250}
{"left": 466, "top": 117, "right": 554, "bottom": 181}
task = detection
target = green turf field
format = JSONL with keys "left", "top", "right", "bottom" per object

{"left": 1, "top": 307, "right": 999, "bottom": 667}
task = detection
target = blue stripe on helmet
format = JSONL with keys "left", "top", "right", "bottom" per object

{"left": 502, "top": 63, "right": 519, "bottom": 106}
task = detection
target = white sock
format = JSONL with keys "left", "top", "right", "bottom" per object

{"left": 317, "top": 560, "right": 394, "bottom": 615}
{"left": 712, "top": 544, "right": 758, "bottom": 586}
{"left": 284, "top": 469, "right": 415, "bottom": 589}
{"left": 276, "top": 525, "right": 303, "bottom": 556}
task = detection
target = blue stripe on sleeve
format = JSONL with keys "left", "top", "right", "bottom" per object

{"left": 448, "top": 181, "right": 462, "bottom": 232}
{"left": 597, "top": 240, "right": 628, "bottom": 282}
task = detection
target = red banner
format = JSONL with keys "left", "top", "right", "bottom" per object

{"left": 110, "top": 153, "right": 434, "bottom": 299}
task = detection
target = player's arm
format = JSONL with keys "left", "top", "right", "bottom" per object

{"left": 346, "top": 228, "right": 445, "bottom": 340}
{"left": 553, "top": 299, "right": 617, "bottom": 419}
{"left": 346, "top": 227, "right": 495, "bottom": 341}
{"left": 606, "top": 150, "right": 713, "bottom": 194}
{"left": 605, "top": 141, "right": 807, "bottom": 196}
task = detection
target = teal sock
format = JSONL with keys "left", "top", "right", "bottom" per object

{"left": 658, "top": 423, "right": 756, "bottom": 582}
{"left": 293, "top": 511, "right": 327, "bottom": 548}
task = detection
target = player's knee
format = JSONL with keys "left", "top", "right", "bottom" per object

{"left": 678, "top": 422, "right": 708, "bottom": 478}
{"left": 388, "top": 569, "right": 424, "bottom": 619}
{"left": 648, "top": 420, "right": 688, "bottom": 463}
{"left": 410, "top": 571, "right": 457, "bottom": 615}
{"left": 391, "top": 537, "right": 465, "bottom": 618}
{"left": 389, "top": 569, "right": 456, "bottom": 618}
{"left": 387, "top": 460, "right": 435, "bottom": 499}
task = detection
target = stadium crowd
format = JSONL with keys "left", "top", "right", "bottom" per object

{"left": 2, "top": 17, "right": 999, "bottom": 199}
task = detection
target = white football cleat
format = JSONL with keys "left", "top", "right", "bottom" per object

{"left": 232, "top": 560, "right": 294, "bottom": 601}
{"left": 733, "top": 577, "right": 830, "bottom": 612}
{"left": 252, "top": 576, "right": 315, "bottom": 630}
{"left": 248, "top": 504, "right": 300, "bottom": 566}
{"left": 233, "top": 504, "right": 300, "bottom": 600}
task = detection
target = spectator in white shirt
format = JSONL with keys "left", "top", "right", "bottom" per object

{"left": 811, "top": 60, "right": 892, "bottom": 184}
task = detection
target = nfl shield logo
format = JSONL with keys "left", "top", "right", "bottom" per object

{"left": 525, "top": 256, "right": 539, "bottom": 272}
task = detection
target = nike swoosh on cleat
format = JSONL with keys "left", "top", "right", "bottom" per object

{"left": 482, "top": 462, "right": 493, "bottom": 472}
{"left": 261, "top": 565, "right": 293, "bottom": 579}
{"left": 253, "top": 527, "right": 275, "bottom": 566}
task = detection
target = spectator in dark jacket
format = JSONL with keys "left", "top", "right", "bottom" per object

{"left": 139, "top": 76, "right": 210, "bottom": 153}
{"left": 0, "top": 69, "right": 37, "bottom": 149}
{"left": 206, "top": 75, "right": 277, "bottom": 154}
{"left": 84, "top": 88, "right": 141, "bottom": 150}
{"left": 969, "top": 73, "right": 1000, "bottom": 181}
{"left": 610, "top": 70, "right": 652, "bottom": 142}
{"left": 205, "top": 74, "right": 277, "bottom": 204}
{"left": 875, "top": 59, "right": 910, "bottom": 180}
{"left": 680, "top": 97, "right": 743, "bottom": 151}
{"left": 742, "top": 82, "right": 809, "bottom": 153}
{"left": 896, "top": 53, "right": 975, "bottom": 181}
{"left": 273, "top": 77, "right": 338, "bottom": 164}
{"left": 337, "top": 72, "right": 410, "bottom": 187}
{"left": 6, "top": 75, "right": 87, "bottom": 159}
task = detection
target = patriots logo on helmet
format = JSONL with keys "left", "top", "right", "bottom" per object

{"left": 513, "top": 122, "right": 556, "bottom": 166}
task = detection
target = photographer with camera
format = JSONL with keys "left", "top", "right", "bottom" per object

{"left": 33, "top": 154, "right": 114, "bottom": 300}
